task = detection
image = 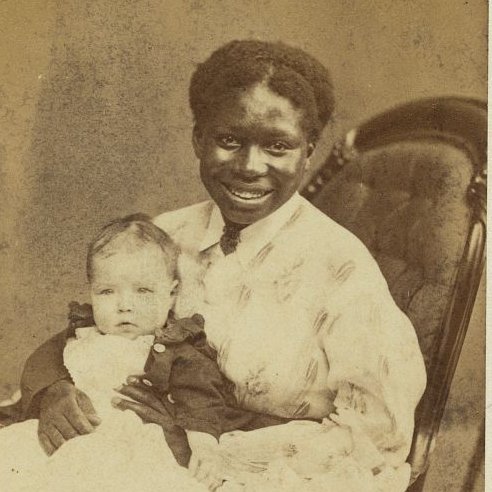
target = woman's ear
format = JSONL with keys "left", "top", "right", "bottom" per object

{"left": 192, "top": 125, "right": 204, "bottom": 159}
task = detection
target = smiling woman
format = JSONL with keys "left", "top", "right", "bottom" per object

{"left": 190, "top": 39, "right": 334, "bottom": 225}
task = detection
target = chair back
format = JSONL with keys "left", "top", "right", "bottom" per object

{"left": 302, "top": 97, "right": 486, "bottom": 481}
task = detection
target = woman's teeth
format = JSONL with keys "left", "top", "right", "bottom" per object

{"left": 226, "top": 186, "right": 271, "bottom": 200}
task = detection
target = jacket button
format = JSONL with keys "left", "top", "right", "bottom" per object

{"left": 167, "top": 393, "right": 176, "bottom": 404}
{"left": 153, "top": 343, "right": 166, "bottom": 353}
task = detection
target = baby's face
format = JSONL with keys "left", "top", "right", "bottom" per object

{"left": 90, "top": 244, "right": 177, "bottom": 339}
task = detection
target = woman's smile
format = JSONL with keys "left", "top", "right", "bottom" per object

{"left": 220, "top": 181, "right": 274, "bottom": 202}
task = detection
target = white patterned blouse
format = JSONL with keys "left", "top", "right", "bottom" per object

{"left": 153, "top": 193, "right": 426, "bottom": 491}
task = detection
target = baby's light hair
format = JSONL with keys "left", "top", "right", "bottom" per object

{"left": 87, "top": 213, "right": 179, "bottom": 282}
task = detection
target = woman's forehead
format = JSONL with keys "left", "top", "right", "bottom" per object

{"left": 205, "top": 83, "right": 306, "bottom": 136}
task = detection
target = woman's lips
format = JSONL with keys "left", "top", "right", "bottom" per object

{"left": 221, "top": 182, "right": 273, "bottom": 201}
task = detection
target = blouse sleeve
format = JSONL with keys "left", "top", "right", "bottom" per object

{"left": 320, "top": 265, "right": 427, "bottom": 470}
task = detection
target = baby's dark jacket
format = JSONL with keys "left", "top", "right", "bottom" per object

{"left": 67, "top": 303, "right": 290, "bottom": 467}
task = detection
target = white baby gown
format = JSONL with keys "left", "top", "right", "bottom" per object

{"left": 0, "top": 327, "right": 206, "bottom": 492}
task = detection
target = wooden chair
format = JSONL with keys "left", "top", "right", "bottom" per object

{"left": 302, "top": 97, "right": 486, "bottom": 490}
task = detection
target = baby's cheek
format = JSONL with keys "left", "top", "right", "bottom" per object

{"left": 91, "top": 305, "right": 103, "bottom": 327}
{"left": 92, "top": 304, "right": 114, "bottom": 333}
{"left": 95, "top": 322, "right": 112, "bottom": 335}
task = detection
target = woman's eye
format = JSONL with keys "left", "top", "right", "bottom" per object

{"left": 217, "top": 135, "right": 241, "bottom": 149}
{"left": 267, "top": 141, "right": 290, "bottom": 155}
{"left": 137, "top": 287, "right": 153, "bottom": 294}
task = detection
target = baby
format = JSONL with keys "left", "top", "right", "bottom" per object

{"left": 0, "top": 214, "right": 286, "bottom": 492}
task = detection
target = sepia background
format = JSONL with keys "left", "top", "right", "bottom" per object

{"left": 0, "top": 0, "right": 486, "bottom": 490}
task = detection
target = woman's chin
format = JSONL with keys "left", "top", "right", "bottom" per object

{"left": 210, "top": 187, "right": 275, "bottom": 224}
{"left": 221, "top": 199, "right": 277, "bottom": 225}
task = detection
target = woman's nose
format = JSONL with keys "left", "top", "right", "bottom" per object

{"left": 238, "top": 145, "right": 268, "bottom": 176}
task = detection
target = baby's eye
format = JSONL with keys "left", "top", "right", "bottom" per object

{"left": 216, "top": 134, "right": 241, "bottom": 150}
{"left": 98, "top": 289, "right": 113, "bottom": 295}
{"left": 137, "top": 287, "right": 153, "bottom": 294}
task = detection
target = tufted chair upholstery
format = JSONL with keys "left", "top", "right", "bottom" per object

{"left": 310, "top": 141, "right": 474, "bottom": 367}
{"left": 302, "top": 97, "right": 486, "bottom": 490}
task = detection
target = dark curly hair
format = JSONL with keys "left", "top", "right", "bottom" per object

{"left": 189, "top": 40, "right": 334, "bottom": 142}
{"left": 87, "top": 213, "right": 179, "bottom": 282}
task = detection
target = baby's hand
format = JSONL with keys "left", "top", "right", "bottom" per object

{"left": 187, "top": 431, "right": 225, "bottom": 491}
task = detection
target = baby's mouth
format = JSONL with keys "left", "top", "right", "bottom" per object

{"left": 117, "top": 322, "right": 136, "bottom": 327}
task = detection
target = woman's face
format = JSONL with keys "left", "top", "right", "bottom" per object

{"left": 193, "top": 83, "right": 314, "bottom": 225}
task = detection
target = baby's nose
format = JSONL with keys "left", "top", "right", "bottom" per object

{"left": 117, "top": 295, "right": 134, "bottom": 312}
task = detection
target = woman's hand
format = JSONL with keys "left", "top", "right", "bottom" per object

{"left": 38, "top": 380, "right": 101, "bottom": 455}
{"left": 187, "top": 431, "right": 225, "bottom": 491}
{"left": 111, "top": 376, "right": 175, "bottom": 431}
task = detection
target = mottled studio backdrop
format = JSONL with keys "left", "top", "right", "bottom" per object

{"left": 0, "top": 0, "right": 486, "bottom": 490}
